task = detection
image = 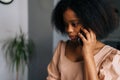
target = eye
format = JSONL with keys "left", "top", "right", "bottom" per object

{"left": 71, "top": 22, "right": 79, "bottom": 27}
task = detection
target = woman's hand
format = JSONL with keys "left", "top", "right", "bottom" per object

{"left": 78, "top": 28, "right": 97, "bottom": 58}
{"left": 78, "top": 28, "right": 99, "bottom": 80}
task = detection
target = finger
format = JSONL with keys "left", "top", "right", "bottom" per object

{"left": 78, "top": 32, "right": 86, "bottom": 43}
{"left": 89, "top": 29, "right": 96, "bottom": 41}
{"left": 80, "top": 28, "right": 90, "bottom": 40}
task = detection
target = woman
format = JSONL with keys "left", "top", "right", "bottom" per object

{"left": 47, "top": 0, "right": 120, "bottom": 80}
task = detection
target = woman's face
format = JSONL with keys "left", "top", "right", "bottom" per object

{"left": 63, "top": 8, "right": 83, "bottom": 41}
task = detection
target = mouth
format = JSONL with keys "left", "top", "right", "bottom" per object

{"left": 69, "top": 36, "right": 78, "bottom": 40}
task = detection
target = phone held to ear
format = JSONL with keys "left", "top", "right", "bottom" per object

{"left": 78, "top": 30, "right": 86, "bottom": 45}
{"left": 78, "top": 38, "right": 83, "bottom": 45}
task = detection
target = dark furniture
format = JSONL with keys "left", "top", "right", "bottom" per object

{"left": 103, "top": 40, "right": 120, "bottom": 50}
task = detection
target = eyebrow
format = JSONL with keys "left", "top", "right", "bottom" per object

{"left": 63, "top": 19, "right": 80, "bottom": 24}
{"left": 65, "top": 20, "right": 79, "bottom": 23}
{"left": 70, "top": 20, "right": 79, "bottom": 22}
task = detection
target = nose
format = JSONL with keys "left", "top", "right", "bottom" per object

{"left": 66, "top": 24, "right": 74, "bottom": 34}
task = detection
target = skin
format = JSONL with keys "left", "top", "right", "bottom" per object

{"left": 63, "top": 8, "right": 105, "bottom": 80}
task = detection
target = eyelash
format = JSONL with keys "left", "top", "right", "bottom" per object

{"left": 65, "top": 22, "right": 80, "bottom": 28}
{"left": 71, "top": 22, "right": 79, "bottom": 27}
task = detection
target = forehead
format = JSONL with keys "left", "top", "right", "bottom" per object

{"left": 63, "top": 8, "right": 79, "bottom": 22}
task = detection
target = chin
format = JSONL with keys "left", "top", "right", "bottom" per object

{"left": 70, "top": 39, "right": 78, "bottom": 42}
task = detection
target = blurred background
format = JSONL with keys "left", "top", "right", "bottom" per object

{"left": 0, "top": 0, "right": 120, "bottom": 80}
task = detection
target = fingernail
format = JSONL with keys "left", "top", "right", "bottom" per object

{"left": 78, "top": 32, "right": 80, "bottom": 34}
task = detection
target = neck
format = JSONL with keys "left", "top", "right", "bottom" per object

{"left": 93, "top": 40, "right": 105, "bottom": 55}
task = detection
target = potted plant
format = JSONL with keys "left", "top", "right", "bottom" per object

{"left": 2, "top": 29, "right": 34, "bottom": 80}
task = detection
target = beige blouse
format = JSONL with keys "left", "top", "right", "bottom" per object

{"left": 47, "top": 40, "right": 120, "bottom": 80}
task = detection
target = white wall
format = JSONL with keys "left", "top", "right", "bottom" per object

{"left": 0, "top": 0, "right": 28, "bottom": 80}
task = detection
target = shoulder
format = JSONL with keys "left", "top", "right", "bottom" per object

{"left": 53, "top": 40, "right": 67, "bottom": 56}
{"left": 98, "top": 46, "right": 120, "bottom": 79}
{"left": 104, "top": 45, "right": 120, "bottom": 59}
{"left": 106, "top": 45, "right": 120, "bottom": 55}
{"left": 55, "top": 40, "right": 67, "bottom": 50}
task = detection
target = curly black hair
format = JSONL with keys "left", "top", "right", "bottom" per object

{"left": 52, "top": 0, "right": 119, "bottom": 40}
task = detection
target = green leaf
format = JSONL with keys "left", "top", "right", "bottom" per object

{"left": 2, "top": 28, "right": 34, "bottom": 75}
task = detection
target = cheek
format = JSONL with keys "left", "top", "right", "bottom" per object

{"left": 75, "top": 27, "right": 81, "bottom": 33}
{"left": 76, "top": 29, "right": 80, "bottom": 34}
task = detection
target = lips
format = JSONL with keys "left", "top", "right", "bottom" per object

{"left": 69, "top": 36, "right": 77, "bottom": 40}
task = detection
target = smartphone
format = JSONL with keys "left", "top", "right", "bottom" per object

{"left": 78, "top": 30, "right": 86, "bottom": 45}
{"left": 78, "top": 38, "right": 83, "bottom": 45}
